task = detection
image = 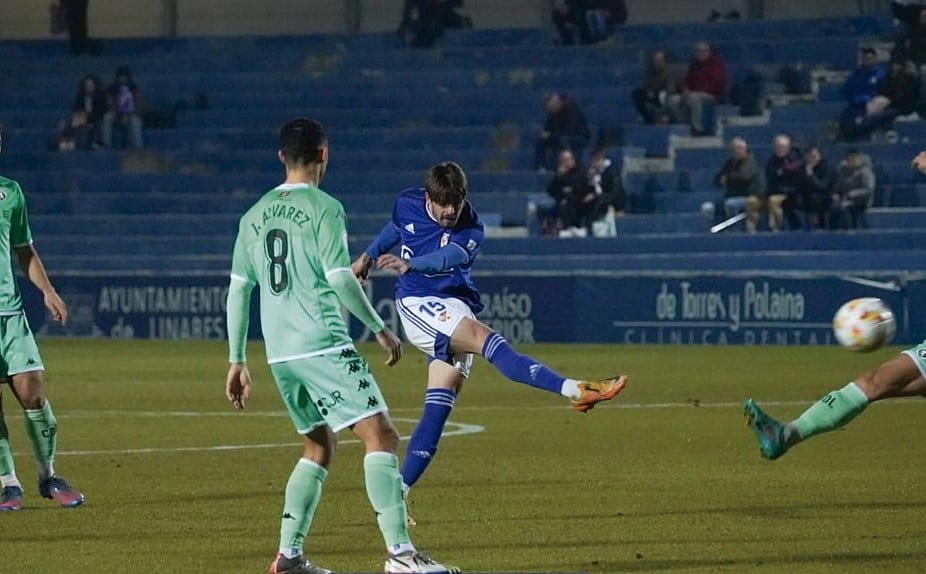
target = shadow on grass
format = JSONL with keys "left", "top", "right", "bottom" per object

{"left": 636, "top": 499, "right": 926, "bottom": 519}
{"left": 536, "top": 549, "right": 926, "bottom": 572}
{"left": 384, "top": 498, "right": 926, "bottom": 529}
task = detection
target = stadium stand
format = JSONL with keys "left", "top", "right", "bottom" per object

{"left": 0, "top": 14, "right": 923, "bottom": 276}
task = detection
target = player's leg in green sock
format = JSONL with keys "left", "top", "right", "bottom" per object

{"left": 0, "top": 407, "right": 20, "bottom": 487}
{"left": 278, "top": 458, "right": 328, "bottom": 558}
{"left": 364, "top": 451, "right": 413, "bottom": 553}
{"left": 23, "top": 400, "right": 56, "bottom": 481}
{"left": 783, "top": 382, "right": 869, "bottom": 447}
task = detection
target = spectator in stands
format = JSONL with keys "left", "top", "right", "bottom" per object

{"left": 71, "top": 73, "right": 107, "bottom": 148}
{"left": 873, "top": 58, "right": 920, "bottom": 120}
{"left": 631, "top": 50, "right": 675, "bottom": 124}
{"left": 551, "top": 0, "right": 627, "bottom": 45}
{"left": 551, "top": 0, "right": 582, "bottom": 45}
{"left": 890, "top": 1, "right": 926, "bottom": 67}
{"left": 667, "top": 41, "right": 727, "bottom": 136}
{"left": 893, "top": 4, "right": 926, "bottom": 61}
{"left": 797, "top": 146, "right": 835, "bottom": 230}
{"left": 765, "top": 134, "right": 803, "bottom": 231}
{"left": 534, "top": 92, "right": 591, "bottom": 172}
{"left": 546, "top": 149, "right": 592, "bottom": 237}
{"left": 585, "top": 146, "right": 624, "bottom": 236}
{"left": 892, "top": 0, "right": 926, "bottom": 34}
{"left": 101, "top": 65, "right": 144, "bottom": 149}
{"left": 54, "top": 111, "right": 92, "bottom": 152}
{"left": 399, "top": 0, "right": 472, "bottom": 48}
{"left": 838, "top": 47, "right": 891, "bottom": 140}
{"left": 843, "top": 48, "right": 886, "bottom": 107}
{"left": 830, "top": 149, "right": 876, "bottom": 229}
{"left": 713, "top": 137, "right": 761, "bottom": 233}
{"left": 587, "top": 146, "right": 624, "bottom": 213}
{"left": 583, "top": 0, "right": 628, "bottom": 44}
{"left": 61, "top": 0, "right": 100, "bottom": 55}
{"left": 896, "top": 7, "right": 926, "bottom": 110}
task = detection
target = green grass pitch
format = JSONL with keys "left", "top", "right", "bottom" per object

{"left": 3, "top": 339, "right": 924, "bottom": 573}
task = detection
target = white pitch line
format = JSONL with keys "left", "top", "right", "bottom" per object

{"left": 49, "top": 397, "right": 926, "bottom": 420}
{"left": 17, "top": 399, "right": 925, "bottom": 457}
{"left": 51, "top": 419, "right": 484, "bottom": 457}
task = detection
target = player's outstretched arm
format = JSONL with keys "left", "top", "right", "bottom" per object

{"left": 14, "top": 244, "right": 67, "bottom": 324}
{"left": 376, "top": 245, "right": 469, "bottom": 275}
{"left": 356, "top": 221, "right": 402, "bottom": 281}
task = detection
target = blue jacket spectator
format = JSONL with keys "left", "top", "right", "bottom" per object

{"left": 838, "top": 49, "right": 903, "bottom": 141}
{"left": 842, "top": 48, "right": 886, "bottom": 107}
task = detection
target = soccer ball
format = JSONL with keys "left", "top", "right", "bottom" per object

{"left": 832, "top": 298, "right": 896, "bottom": 352}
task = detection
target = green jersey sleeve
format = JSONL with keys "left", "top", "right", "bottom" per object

{"left": 316, "top": 203, "right": 351, "bottom": 276}
{"left": 10, "top": 185, "right": 32, "bottom": 248}
{"left": 230, "top": 223, "right": 256, "bottom": 285}
{"left": 227, "top": 225, "right": 257, "bottom": 362}
{"left": 315, "top": 199, "right": 384, "bottom": 333}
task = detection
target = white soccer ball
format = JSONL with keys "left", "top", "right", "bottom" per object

{"left": 832, "top": 297, "right": 896, "bottom": 352}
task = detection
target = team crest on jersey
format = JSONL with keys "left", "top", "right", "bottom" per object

{"left": 439, "top": 232, "right": 450, "bottom": 248}
{"left": 0, "top": 191, "right": 7, "bottom": 200}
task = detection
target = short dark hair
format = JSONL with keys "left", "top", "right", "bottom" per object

{"left": 425, "top": 161, "right": 467, "bottom": 206}
{"left": 279, "top": 118, "right": 326, "bottom": 166}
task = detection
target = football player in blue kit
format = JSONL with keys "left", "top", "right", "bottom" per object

{"left": 351, "top": 161, "right": 627, "bottom": 519}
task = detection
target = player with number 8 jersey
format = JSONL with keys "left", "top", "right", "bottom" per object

{"left": 225, "top": 119, "right": 459, "bottom": 574}
{"left": 230, "top": 175, "right": 356, "bottom": 360}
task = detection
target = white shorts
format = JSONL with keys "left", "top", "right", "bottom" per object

{"left": 395, "top": 295, "right": 475, "bottom": 377}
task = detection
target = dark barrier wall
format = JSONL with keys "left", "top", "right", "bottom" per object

{"left": 21, "top": 273, "right": 923, "bottom": 346}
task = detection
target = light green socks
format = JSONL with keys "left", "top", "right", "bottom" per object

{"left": 364, "top": 452, "right": 411, "bottom": 550}
{"left": 24, "top": 400, "right": 57, "bottom": 480}
{"left": 0, "top": 409, "right": 17, "bottom": 480}
{"left": 279, "top": 458, "right": 328, "bottom": 555}
{"left": 788, "top": 382, "right": 869, "bottom": 445}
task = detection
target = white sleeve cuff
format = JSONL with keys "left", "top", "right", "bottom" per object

{"left": 324, "top": 267, "right": 353, "bottom": 280}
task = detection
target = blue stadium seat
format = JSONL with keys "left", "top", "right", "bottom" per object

{"left": 0, "top": 13, "right": 914, "bottom": 275}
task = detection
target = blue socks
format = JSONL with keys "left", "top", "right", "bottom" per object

{"left": 482, "top": 332, "right": 564, "bottom": 395}
{"left": 401, "top": 388, "right": 456, "bottom": 490}
{"left": 401, "top": 334, "right": 567, "bottom": 490}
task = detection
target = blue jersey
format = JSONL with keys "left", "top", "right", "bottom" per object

{"left": 370, "top": 188, "right": 485, "bottom": 313}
